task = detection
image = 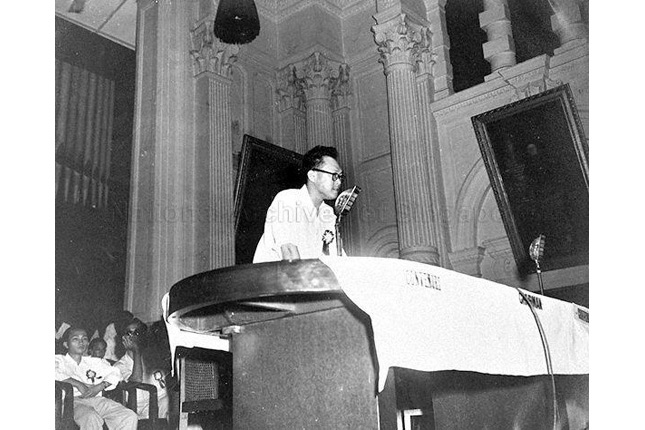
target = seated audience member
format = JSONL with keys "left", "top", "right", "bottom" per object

{"left": 55, "top": 326, "right": 138, "bottom": 430}
{"left": 104, "top": 311, "right": 136, "bottom": 362}
{"left": 114, "top": 317, "right": 172, "bottom": 421}
{"left": 88, "top": 338, "right": 107, "bottom": 359}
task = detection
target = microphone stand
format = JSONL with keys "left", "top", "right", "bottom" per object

{"left": 535, "top": 260, "right": 545, "bottom": 296}
{"left": 529, "top": 235, "right": 546, "bottom": 296}
{"left": 335, "top": 218, "right": 343, "bottom": 257}
{"left": 333, "top": 186, "right": 361, "bottom": 257}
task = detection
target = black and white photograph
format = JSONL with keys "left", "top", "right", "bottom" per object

{"left": 34, "top": 0, "right": 629, "bottom": 428}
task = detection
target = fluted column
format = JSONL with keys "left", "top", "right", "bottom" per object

{"left": 425, "top": 0, "right": 453, "bottom": 100}
{"left": 330, "top": 64, "right": 356, "bottom": 253}
{"left": 190, "top": 19, "right": 239, "bottom": 271}
{"left": 479, "top": 0, "right": 516, "bottom": 76}
{"left": 299, "top": 52, "right": 336, "bottom": 149}
{"left": 277, "top": 64, "right": 307, "bottom": 153}
{"left": 126, "top": 0, "right": 196, "bottom": 322}
{"left": 415, "top": 28, "right": 450, "bottom": 267}
{"left": 550, "top": 0, "right": 588, "bottom": 51}
{"left": 373, "top": 13, "right": 439, "bottom": 265}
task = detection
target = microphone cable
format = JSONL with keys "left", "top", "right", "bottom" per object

{"left": 515, "top": 287, "right": 559, "bottom": 430}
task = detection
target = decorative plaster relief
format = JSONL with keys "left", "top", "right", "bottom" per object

{"left": 279, "top": 52, "right": 349, "bottom": 105}
{"left": 372, "top": 13, "right": 429, "bottom": 72}
{"left": 497, "top": 56, "right": 563, "bottom": 102}
{"left": 190, "top": 20, "right": 239, "bottom": 77}
{"left": 276, "top": 64, "right": 306, "bottom": 112}
{"left": 480, "top": 236, "right": 516, "bottom": 281}
{"left": 365, "top": 224, "right": 400, "bottom": 258}
{"left": 448, "top": 246, "right": 486, "bottom": 278}
{"left": 451, "top": 158, "right": 490, "bottom": 250}
{"left": 432, "top": 84, "right": 512, "bottom": 119}
{"left": 331, "top": 63, "right": 352, "bottom": 110}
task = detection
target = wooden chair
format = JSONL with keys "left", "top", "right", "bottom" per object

{"left": 55, "top": 381, "right": 76, "bottom": 430}
{"left": 55, "top": 380, "right": 166, "bottom": 430}
{"left": 108, "top": 381, "right": 169, "bottom": 430}
{"left": 54, "top": 382, "right": 109, "bottom": 430}
{"left": 175, "top": 346, "right": 233, "bottom": 430}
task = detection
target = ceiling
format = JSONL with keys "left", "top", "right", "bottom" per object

{"left": 54, "top": 0, "right": 369, "bottom": 50}
{"left": 55, "top": 0, "right": 138, "bottom": 49}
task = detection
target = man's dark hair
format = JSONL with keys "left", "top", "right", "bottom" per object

{"left": 62, "top": 326, "right": 88, "bottom": 343}
{"left": 89, "top": 338, "right": 107, "bottom": 348}
{"left": 302, "top": 146, "right": 338, "bottom": 176}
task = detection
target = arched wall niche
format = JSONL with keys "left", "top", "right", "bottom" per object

{"left": 365, "top": 225, "right": 400, "bottom": 259}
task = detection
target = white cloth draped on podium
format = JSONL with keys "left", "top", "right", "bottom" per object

{"left": 320, "top": 256, "right": 589, "bottom": 392}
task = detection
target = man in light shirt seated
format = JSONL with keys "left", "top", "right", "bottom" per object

{"left": 253, "top": 145, "right": 346, "bottom": 262}
{"left": 113, "top": 317, "right": 172, "bottom": 422}
{"left": 55, "top": 326, "right": 138, "bottom": 430}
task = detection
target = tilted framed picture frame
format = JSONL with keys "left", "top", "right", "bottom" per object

{"left": 471, "top": 84, "right": 589, "bottom": 273}
{"left": 234, "top": 135, "right": 303, "bottom": 264}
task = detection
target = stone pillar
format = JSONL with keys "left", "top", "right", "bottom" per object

{"left": 550, "top": 0, "right": 588, "bottom": 52}
{"left": 448, "top": 247, "right": 486, "bottom": 277}
{"left": 330, "top": 64, "right": 356, "bottom": 253}
{"left": 415, "top": 28, "right": 450, "bottom": 268}
{"left": 425, "top": 0, "right": 453, "bottom": 100}
{"left": 372, "top": 13, "right": 439, "bottom": 265}
{"left": 277, "top": 64, "right": 308, "bottom": 154}
{"left": 190, "top": 20, "right": 238, "bottom": 271}
{"left": 126, "top": 0, "right": 196, "bottom": 322}
{"left": 479, "top": 0, "right": 516, "bottom": 76}
{"left": 300, "top": 52, "right": 336, "bottom": 149}
{"left": 330, "top": 63, "right": 352, "bottom": 172}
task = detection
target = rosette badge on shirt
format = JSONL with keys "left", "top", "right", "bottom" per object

{"left": 322, "top": 230, "right": 335, "bottom": 255}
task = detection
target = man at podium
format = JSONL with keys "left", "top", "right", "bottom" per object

{"left": 253, "top": 145, "right": 345, "bottom": 262}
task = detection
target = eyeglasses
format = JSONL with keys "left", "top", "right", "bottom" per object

{"left": 312, "top": 168, "right": 345, "bottom": 182}
{"left": 126, "top": 329, "right": 141, "bottom": 337}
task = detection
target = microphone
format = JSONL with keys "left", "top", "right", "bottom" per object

{"left": 529, "top": 235, "right": 546, "bottom": 295}
{"left": 334, "top": 186, "right": 361, "bottom": 218}
{"left": 333, "top": 186, "right": 361, "bottom": 256}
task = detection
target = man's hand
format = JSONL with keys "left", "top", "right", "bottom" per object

{"left": 80, "top": 381, "right": 111, "bottom": 398}
{"left": 64, "top": 378, "right": 91, "bottom": 397}
{"left": 122, "top": 334, "right": 140, "bottom": 352}
{"left": 74, "top": 381, "right": 91, "bottom": 397}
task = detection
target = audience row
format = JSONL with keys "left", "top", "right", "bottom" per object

{"left": 55, "top": 312, "right": 176, "bottom": 429}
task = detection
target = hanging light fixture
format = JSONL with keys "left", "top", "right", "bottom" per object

{"left": 213, "top": 0, "right": 261, "bottom": 45}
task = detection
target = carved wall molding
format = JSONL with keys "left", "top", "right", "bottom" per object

{"left": 277, "top": 52, "right": 351, "bottom": 110}
{"left": 452, "top": 158, "right": 492, "bottom": 251}
{"left": 497, "top": 55, "right": 562, "bottom": 102}
{"left": 480, "top": 236, "right": 517, "bottom": 282}
{"left": 276, "top": 64, "right": 306, "bottom": 112}
{"left": 432, "top": 84, "right": 512, "bottom": 118}
{"left": 372, "top": 13, "right": 430, "bottom": 73}
{"left": 256, "top": 0, "right": 375, "bottom": 23}
{"left": 331, "top": 63, "right": 352, "bottom": 110}
{"left": 448, "top": 246, "right": 486, "bottom": 278}
{"left": 190, "top": 20, "right": 240, "bottom": 77}
{"left": 365, "top": 224, "right": 400, "bottom": 258}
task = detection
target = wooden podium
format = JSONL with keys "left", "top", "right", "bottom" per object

{"left": 166, "top": 258, "right": 588, "bottom": 430}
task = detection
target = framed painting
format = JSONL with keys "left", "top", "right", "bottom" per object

{"left": 234, "top": 135, "right": 303, "bottom": 264}
{"left": 471, "top": 84, "right": 589, "bottom": 273}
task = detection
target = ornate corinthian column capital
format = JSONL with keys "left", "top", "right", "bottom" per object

{"left": 330, "top": 63, "right": 352, "bottom": 111}
{"left": 416, "top": 27, "right": 435, "bottom": 78}
{"left": 190, "top": 20, "right": 240, "bottom": 78}
{"left": 372, "top": 14, "right": 428, "bottom": 73}
{"left": 276, "top": 64, "right": 305, "bottom": 112}
{"left": 300, "top": 52, "right": 337, "bottom": 101}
